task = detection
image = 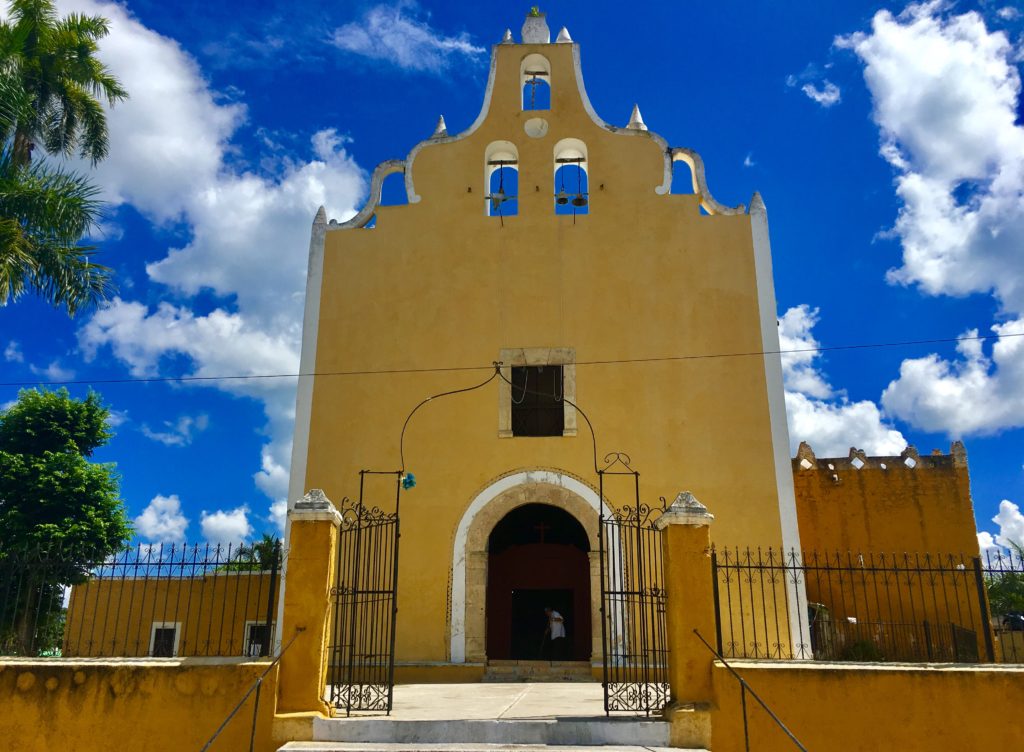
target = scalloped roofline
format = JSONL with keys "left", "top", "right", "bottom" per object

{"left": 328, "top": 42, "right": 745, "bottom": 231}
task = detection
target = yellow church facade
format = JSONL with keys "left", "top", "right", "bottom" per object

{"left": 287, "top": 20, "right": 804, "bottom": 674}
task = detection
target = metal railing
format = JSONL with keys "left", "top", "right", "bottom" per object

{"left": 0, "top": 540, "right": 280, "bottom": 657}
{"left": 711, "top": 547, "right": 1023, "bottom": 664}
{"left": 199, "top": 627, "right": 304, "bottom": 752}
{"left": 694, "top": 629, "right": 807, "bottom": 751}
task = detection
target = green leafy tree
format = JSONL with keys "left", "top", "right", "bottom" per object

{"left": 0, "top": 388, "right": 131, "bottom": 654}
{"left": 223, "top": 533, "right": 282, "bottom": 572}
{"left": 987, "top": 541, "right": 1024, "bottom": 618}
{"left": 1, "top": 0, "right": 127, "bottom": 166}
{"left": 0, "top": 0, "right": 122, "bottom": 314}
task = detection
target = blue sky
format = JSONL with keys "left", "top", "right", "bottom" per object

{"left": 1, "top": 1, "right": 1023, "bottom": 550}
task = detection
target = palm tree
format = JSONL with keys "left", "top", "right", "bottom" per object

{"left": 0, "top": 0, "right": 119, "bottom": 315}
{"left": 1, "top": 0, "right": 127, "bottom": 166}
{"left": 229, "top": 534, "right": 282, "bottom": 572}
{"left": 0, "top": 71, "right": 111, "bottom": 314}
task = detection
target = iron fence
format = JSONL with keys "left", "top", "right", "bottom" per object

{"left": 0, "top": 540, "right": 280, "bottom": 658}
{"left": 326, "top": 473, "right": 402, "bottom": 716}
{"left": 598, "top": 453, "right": 669, "bottom": 716}
{"left": 712, "top": 547, "right": 1024, "bottom": 664}
{"left": 982, "top": 548, "right": 1024, "bottom": 663}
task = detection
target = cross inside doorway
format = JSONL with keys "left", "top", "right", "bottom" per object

{"left": 533, "top": 521, "right": 550, "bottom": 543}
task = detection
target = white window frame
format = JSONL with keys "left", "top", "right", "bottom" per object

{"left": 499, "top": 347, "right": 577, "bottom": 438}
{"left": 149, "top": 621, "right": 181, "bottom": 657}
{"left": 242, "top": 620, "right": 276, "bottom": 657}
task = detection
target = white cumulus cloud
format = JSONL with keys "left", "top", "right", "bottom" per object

{"left": 201, "top": 506, "right": 253, "bottom": 545}
{"left": 62, "top": 0, "right": 368, "bottom": 523}
{"left": 330, "top": 3, "right": 484, "bottom": 73}
{"left": 801, "top": 81, "right": 841, "bottom": 107}
{"left": 134, "top": 494, "right": 190, "bottom": 543}
{"left": 29, "top": 360, "right": 75, "bottom": 381}
{"left": 779, "top": 305, "right": 907, "bottom": 457}
{"left": 4, "top": 341, "right": 23, "bottom": 363}
{"left": 882, "top": 321, "right": 1024, "bottom": 436}
{"left": 840, "top": 3, "right": 1024, "bottom": 437}
{"left": 839, "top": 3, "right": 1024, "bottom": 310}
{"left": 141, "top": 413, "right": 210, "bottom": 447}
{"left": 979, "top": 499, "right": 1024, "bottom": 552}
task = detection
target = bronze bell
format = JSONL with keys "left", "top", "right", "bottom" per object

{"left": 572, "top": 194, "right": 588, "bottom": 207}
{"left": 555, "top": 190, "right": 569, "bottom": 205}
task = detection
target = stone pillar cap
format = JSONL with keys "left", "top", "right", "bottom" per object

{"left": 655, "top": 491, "right": 714, "bottom": 529}
{"left": 289, "top": 488, "right": 342, "bottom": 526}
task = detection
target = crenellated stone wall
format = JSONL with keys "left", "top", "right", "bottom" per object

{"left": 792, "top": 441, "right": 978, "bottom": 555}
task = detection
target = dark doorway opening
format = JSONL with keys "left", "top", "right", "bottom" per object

{"left": 510, "top": 588, "right": 573, "bottom": 660}
{"left": 486, "top": 504, "right": 591, "bottom": 661}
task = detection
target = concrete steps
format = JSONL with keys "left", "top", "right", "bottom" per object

{"left": 308, "top": 718, "right": 672, "bottom": 747}
{"left": 279, "top": 745, "right": 705, "bottom": 752}
{"left": 483, "top": 661, "right": 595, "bottom": 683}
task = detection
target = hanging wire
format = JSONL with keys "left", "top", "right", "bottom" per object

{"left": 510, "top": 366, "right": 529, "bottom": 404}
{"left": 398, "top": 366, "right": 500, "bottom": 472}
{"left": 495, "top": 366, "right": 599, "bottom": 474}
{"left": 495, "top": 165, "right": 505, "bottom": 228}
{"left": 574, "top": 164, "right": 582, "bottom": 224}
{"left": 4, "top": 331, "right": 1024, "bottom": 388}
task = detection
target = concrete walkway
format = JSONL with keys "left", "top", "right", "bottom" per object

{"left": 328, "top": 683, "right": 615, "bottom": 721}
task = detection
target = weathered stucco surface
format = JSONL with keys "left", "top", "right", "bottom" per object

{"left": 0, "top": 658, "right": 278, "bottom": 752}
{"left": 710, "top": 660, "right": 1024, "bottom": 751}
{"left": 792, "top": 442, "right": 978, "bottom": 555}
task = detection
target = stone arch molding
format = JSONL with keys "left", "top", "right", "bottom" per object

{"left": 450, "top": 469, "right": 612, "bottom": 663}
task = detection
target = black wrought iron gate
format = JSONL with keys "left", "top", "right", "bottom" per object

{"left": 598, "top": 453, "right": 669, "bottom": 715}
{"left": 327, "top": 470, "right": 402, "bottom": 715}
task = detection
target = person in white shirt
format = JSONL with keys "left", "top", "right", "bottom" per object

{"left": 543, "top": 607, "right": 566, "bottom": 661}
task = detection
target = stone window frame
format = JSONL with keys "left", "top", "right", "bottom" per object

{"left": 149, "top": 620, "right": 181, "bottom": 657}
{"left": 242, "top": 619, "right": 276, "bottom": 657}
{"left": 498, "top": 347, "right": 577, "bottom": 438}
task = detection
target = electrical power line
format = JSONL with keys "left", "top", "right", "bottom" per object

{"left": 1, "top": 329, "right": 1022, "bottom": 388}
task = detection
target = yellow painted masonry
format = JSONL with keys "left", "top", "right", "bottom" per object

{"left": 0, "top": 658, "right": 278, "bottom": 752}
{"left": 64, "top": 571, "right": 275, "bottom": 657}
{"left": 792, "top": 441, "right": 978, "bottom": 555}
{"left": 709, "top": 661, "right": 1024, "bottom": 751}
{"left": 303, "top": 38, "right": 792, "bottom": 664}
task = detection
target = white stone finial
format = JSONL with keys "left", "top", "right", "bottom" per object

{"left": 432, "top": 115, "right": 448, "bottom": 138}
{"left": 556, "top": 26, "right": 572, "bottom": 43}
{"left": 749, "top": 191, "right": 766, "bottom": 216}
{"left": 501, "top": 28, "right": 513, "bottom": 44}
{"left": 522, "top": 10, "right": 550, "bottom": 44}
{"left": 313, "top": 206, "right": 327, "bottom": 226}
{"left": 654, "top": 491, "right": 714, "bottom": 529}
{"left": 627, "top": 104, "right": 647, "bottom": 131}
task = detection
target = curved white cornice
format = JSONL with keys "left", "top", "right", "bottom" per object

{"left": 570, "top": 45, "right": 745, "bottom": 214}
{"left": 569, "top": 45, "right": 673, "bottom": 196}
{"left": 329, "top": 47, "right": 500, "bottom": 231}
{"left": 671, "top": 147, "right": 746, "bottom": 215}
{"left": 330, "top": 159, "right": 406, "bottom": 230}
{"left": 329, "top": 43, "right": 745, "bottom": 228}
{"left": 404, "top": 47, "right": 500, "bottom": 204}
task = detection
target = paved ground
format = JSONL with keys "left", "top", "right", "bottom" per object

{"left": 329, "top": 683, "right": 615, "bottom": 721}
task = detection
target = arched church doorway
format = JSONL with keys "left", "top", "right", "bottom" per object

{"left": 485, "top": 503, "right": 592, "bottom": 661}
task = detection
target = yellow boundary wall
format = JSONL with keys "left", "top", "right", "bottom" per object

{"left": 0, "top": 658, "right": 279, "bottom": 752}
{"left": 710, "top": 660, "right": 1024, "bottom": 751}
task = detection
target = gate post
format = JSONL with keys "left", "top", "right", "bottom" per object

{"left": 656, "top": 491, "right": 715, "bottom": 744}
{"left": 277, "top": 489, "right": 341, "bottom": 717}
